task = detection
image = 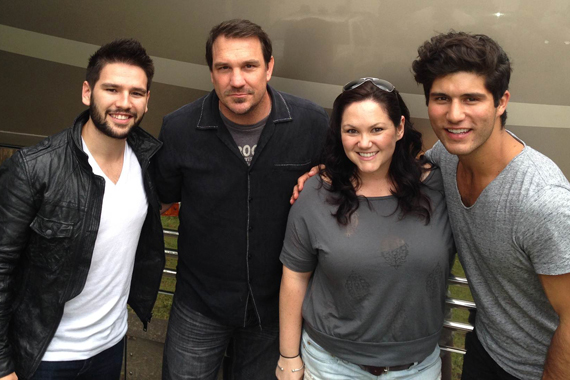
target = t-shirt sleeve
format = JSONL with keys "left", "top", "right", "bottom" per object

{"left": 280, "top": 185, "right": 319, "bottom": 273}
{"left": 153, "top": 117, "right": 183, "bottom": 203}
{"left": 519, "top": 185, "right": 570, "bottom": 275}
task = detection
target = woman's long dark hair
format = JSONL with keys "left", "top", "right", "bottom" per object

{"left": 321, "top": 81, "right": 432, "bottom": 226}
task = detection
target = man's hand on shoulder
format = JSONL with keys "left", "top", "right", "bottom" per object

{"left": 289, "top": 165, "right": 322, "bottom": 205}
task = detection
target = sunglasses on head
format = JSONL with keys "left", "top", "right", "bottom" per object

{"left": 342, "top": 77, "right": 395, "bottom": 93}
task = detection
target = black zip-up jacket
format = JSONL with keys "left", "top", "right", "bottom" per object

{"left": 0, "top": 110, "right": 165, "bottom": 379}
{"left": 154, "top": 86, "right": 328, "bottom": 328}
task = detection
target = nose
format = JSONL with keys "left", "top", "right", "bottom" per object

{"left": 358, "top": 133, "right": 372, "bottom": 148}
{"left": 115, "top": 92, "right": 131, "bottom": 110}
{"left": 230, "top": 69, "right": 245, "bottom": 88}
{"left": 447, "top": 100, "right": 465, "bottom": 123}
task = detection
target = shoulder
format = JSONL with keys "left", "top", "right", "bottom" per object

{"left": 18, "top": 128, "right": 69, "bottom": 163}
{"left": 292, "top": 176, "right": 329, "bottom": 210}
{"left": 422, "top": 166, "right": 444, "bottom": 188}
{"left": 424, "top": 140, "right": 453, "bottom": 165}
{"left": 516, "top": 147, "right": 569, "bottom": 186}
{"left": 162, "top": 93, "right": 213, "bottom": 129}
{"left": 271, "top": 88, "right": 329, "bottom": 122}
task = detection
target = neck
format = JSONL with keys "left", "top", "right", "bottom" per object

{"left": 356, "top": 169, "right": 394, "bottom": 197}
{"left": 458, "top": 128, "right": 523, "bottom": 179}
{"left": 81, "top": 119, "right": 126, "bottom": 161}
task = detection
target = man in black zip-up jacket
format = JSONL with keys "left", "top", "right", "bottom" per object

{"left": 0, "top": 39, "right": 165, "bottom": 380}
{"left": 155, "top": 20, "right": 328, "bottom": 380}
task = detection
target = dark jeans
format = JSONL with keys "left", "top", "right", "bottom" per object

{"left": 461, "top": 330, "right": 520, "bottom": 380}
{"left": 30, "top": 338, "right": 124, "bottom": 380}
{"left": 162, "top": 297, "right": 279, "bottom": 380}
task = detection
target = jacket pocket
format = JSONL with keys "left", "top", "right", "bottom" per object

{"left": 28, "top": 215, "right": 74, "bottom": 271}
{"left": 274, "top": 160, "right": 312, "bottom": 170}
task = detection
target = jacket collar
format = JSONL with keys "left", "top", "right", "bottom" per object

{"left": 69, "top": 110, "right": 162, "bottom": 171}
{"left": 196, "top": 85, "right": 293, "bottom": 130}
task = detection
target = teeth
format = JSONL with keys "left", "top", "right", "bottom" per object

{"left": 358, "top": 152, "right": 376, "bottom": 157}
{"left": 112, "top": 114, "right": 130, "bottom": 120}
{"left": 447, "top": 129, "right": 469, "bottom": 134}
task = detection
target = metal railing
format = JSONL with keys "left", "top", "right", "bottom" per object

{"left": 161, "top": 228, "right": 475, "bottom": 354}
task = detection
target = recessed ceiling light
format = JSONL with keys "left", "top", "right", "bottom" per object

{"left": 494, "top": 12, "right": 503, "bottom": 17}
{"left": 545, "top": 40, "right": 549, "bottom": 44}
{"left": 565, "top": 41, "right": 570, "bottom": 45}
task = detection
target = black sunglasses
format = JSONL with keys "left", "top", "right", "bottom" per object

{"left": 343, "top": 77, "right": 395, "bottom": 93}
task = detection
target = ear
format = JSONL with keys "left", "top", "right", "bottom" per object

{"left": 396, "top": 115, "right": 405, "bottom": 141}
{"left": 266, "top": 56, "right": 275, "bottom": 82}
{"left": 145, "top": 90, "right": 150, "bottom": 113}
{"left": 496, "top": 90, "right": 510, "bottom": 118}
{"left": 82, "top": 81, "right": 92, "bottom": 106}
{"left": 210, "top": 69, "right": 215, "bottom": 85}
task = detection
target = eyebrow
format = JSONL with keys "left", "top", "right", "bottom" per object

{"left": 213, "top": 59, "right": 261, "bottom": 68}
{"left": 100, "top": 83, "right": 148, "bottom": 93}
{"left": 429, "top": 91, "right": 487, "bottom": 98}
{"left": 342, "top": 122, "right": 389, "bottom": 128}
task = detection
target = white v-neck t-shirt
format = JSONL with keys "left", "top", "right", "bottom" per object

{"left": 43, "top": 140, "right": 148, "bottom": 361}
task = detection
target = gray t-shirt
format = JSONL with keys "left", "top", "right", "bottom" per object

{"left": 221, "top": 111, "right": 267, "bottom": 166}
{"left": 426, "top": 133, "right": 570, "bottom": 380}
{"left": 280, "top": 169, "right": 455, "bottom": 366}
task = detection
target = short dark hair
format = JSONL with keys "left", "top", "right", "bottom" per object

{"left": 412, "top": 31, "right": 512, "bottom": 126}
{"left": 86, "top": 38, "right": 154, "bottom": 90}
{"left": 206, "top": 19, "right": 272, "bottom": 70}
{"left": 322, "top": 81, "right": 431, "bottom": 226}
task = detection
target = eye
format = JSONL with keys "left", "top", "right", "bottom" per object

{"left": 433, "top": 96, "right": 448, "bottom": 102}
{"left": 106, "top": 88, "right": 118, "bottom": 93}
{"left": 132, "top": 92, "right": 146, "bottom": 97}
{"left": 344, "top": 128, "right": 358, "bottom": 134}
{"left": 371, "top": 127, "right": 384, "bottom": 133}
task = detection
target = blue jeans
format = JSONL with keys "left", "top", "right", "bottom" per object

{"left": 301, "top": 330, "right": 441, "bottom": 379}
{"left": 162, "top": 297, "right": 279, "bottom": 380}
{"left": 30, "top": 338, "right": 124, "bottom": 380}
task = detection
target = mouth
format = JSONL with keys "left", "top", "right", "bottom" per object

{"left": 108, "top": 112, "right": 135, "bottom": 123}
{"left": 357, "top": 152, "right": 378, "bottom": 158}
{"left": 446, "top": 128, "right": 470, "bottom": 135}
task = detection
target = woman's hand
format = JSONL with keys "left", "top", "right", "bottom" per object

{"left": 290, "top": 165, "right": 322, "bottom": 204}
{"left": 0, "top": 372, "right": 18, "bottom": 380}
{"left": 275, "top": 355, "right": 304, "bottom": 380}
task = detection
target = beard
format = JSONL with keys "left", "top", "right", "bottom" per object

{"left": 89, "top": 96, "right": 144, "bottom": 139}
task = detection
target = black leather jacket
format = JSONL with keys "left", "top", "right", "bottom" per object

{"left": 0, "top": 111, "right": 165, "bottom": 379}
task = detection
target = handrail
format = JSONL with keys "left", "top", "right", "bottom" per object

{"left": 159, "top": 229, "right": 475, "bottom": 354}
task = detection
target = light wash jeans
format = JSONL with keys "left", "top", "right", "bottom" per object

{"left": 301, "top": 330, "right": 442, "bottom": 380}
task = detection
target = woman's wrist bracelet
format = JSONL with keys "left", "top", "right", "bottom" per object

{"left": 280, "top": 352, "right": 300, "bottom": 359}
{"left": 277, "top": 362, "right": 305, "bottom": 373}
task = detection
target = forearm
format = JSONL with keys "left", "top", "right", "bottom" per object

{"left": 279, "top": 269, "right": 309, "bottom": 356}
{"left": 542, "top": 321, "right": 570, "bottom": 379}
{"left": 276, "top": 267, "right": 311, "bottom": 380}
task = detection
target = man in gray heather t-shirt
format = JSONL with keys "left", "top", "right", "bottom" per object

{"left": 426, "top": 138, "right": 570, "bottom": 379}
{"left": 412, "top": 32, "right": 570, "bottom": 379}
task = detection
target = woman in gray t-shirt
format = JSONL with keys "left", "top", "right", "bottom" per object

{"left": 276, "top": 79, "right": 455, "bottom": 379}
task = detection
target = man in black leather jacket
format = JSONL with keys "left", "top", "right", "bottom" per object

{"left": 0, "top": 39, "right": 165, "bottom": 380}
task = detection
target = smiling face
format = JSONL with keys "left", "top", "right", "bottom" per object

{"left": 82, "top": 62, "right": 150, "bottom": 139}
{"left": 341, "top": 99, "right": 404, "bottom": 181}
{"left": 210, "top": 36, "right": 274, "bottom": 124}
{"left": 428, "top": 71, "right": 509, "bottom": 158}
